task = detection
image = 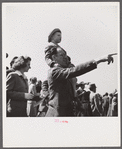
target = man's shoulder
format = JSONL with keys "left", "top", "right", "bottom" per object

{"left": 48, "top": 66, "right": 62, "bottom": 72}
{"left": 48, "top": 66, "right": 64, "bottom": 77}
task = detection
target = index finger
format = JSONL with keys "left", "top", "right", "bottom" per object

{"left": 109, "top": 53, "right": 117, "bottom": 56}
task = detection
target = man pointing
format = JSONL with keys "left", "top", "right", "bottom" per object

{"left": 45, "top": 46, "right": 115, "bottom": 117}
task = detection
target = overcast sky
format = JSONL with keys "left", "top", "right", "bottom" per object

{"left": 3, "top": 2, "right": 119, "bottom": 95}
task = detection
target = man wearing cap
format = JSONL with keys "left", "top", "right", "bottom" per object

{"left": 89, "top": 83, "right": 103, "bottom": 116}
{"left": 45, "top": 46, "right": 114, "bottom": 117}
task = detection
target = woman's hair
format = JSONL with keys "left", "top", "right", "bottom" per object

{"left": 10, "top": 56, "right": 18, "bottom": 67}
{"left": 30, "top": 77, "right": 37, "bottom": 84}
{"left": 12, "top": 56, "right": 31, "bottom": 70}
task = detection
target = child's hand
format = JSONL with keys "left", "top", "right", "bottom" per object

{"left": 53, "top": 63, "right": 59, "bottom": 67}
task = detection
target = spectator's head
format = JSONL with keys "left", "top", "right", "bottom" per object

{"left": 36, "top": 80, "right": 42, "bottom": 86}
{"left": 109, "top": 93, "right": 113, "bottom": 98}
{"left": 103, "top": 92, "right": 108, "bottom": 97}
{"left": 51, "top": 46, "right": 68, "bottom": 68}
{"left": 6, "top": 53, "right": 8, "bottom": 58}
{"left": 76, "top": 81, "right": 85, "bottom": 90}
{"left": 89, "top": 83, "right": 97, "bottom": 93}
{"left": 10, "top": 56, "right": 18, "bottom": 68}
{"left": 48, "top": 28, "right": 61, "bottom": 43}
{"left": 30, "top": 77, "right": 37, "bottom": 84}
{"left": 6, "top": 66, "right": 9, "bottom": 70}
{"left": 12, "top": 56, "right": 31, "bottom": 72}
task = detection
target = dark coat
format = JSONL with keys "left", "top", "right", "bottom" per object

{"left": 45, "top": 60, "right": 97, "bottom": 117}
{"left": 102, "top": 95, "right": 109, "bottom": 116}
{"left": 6, "top": 71, "right": 28, "bottom": 117}
{"left": 77, "top": 90, "right": 92, "bottom": 116}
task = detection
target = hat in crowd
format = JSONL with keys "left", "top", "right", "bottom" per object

{"left": 89, "top": 83, "right": 97, "bottom": 90}
{"left": 76, "top": 81, "right": 85, "bottom": 87}
{"left": 48, "top": 28, "right": 61, "bottom": 42}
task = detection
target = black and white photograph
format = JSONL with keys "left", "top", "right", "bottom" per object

{"left": 3, "top": 1, "right": 120, "bottom": 148}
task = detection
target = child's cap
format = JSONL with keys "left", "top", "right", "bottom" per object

{"left": 48, "top": 28, "right": 61, "bottom": 42}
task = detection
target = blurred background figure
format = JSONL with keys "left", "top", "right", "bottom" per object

{"left": 111, "top": 90, "right": 118, "bottom": 116}
{"left": 37, "top": 80, "right": 49, "bottom": 117}
{"left": 6, "top": 56, "right": 34, "bottom": 117}
{"left": 40, "top": 80, "right": 49, "bottom": 98}
{"left": 107, "top": 90, "right": 118, "bottom": 117}
{"left": 89, "top": 83, "right": 103, "bottom": 116}
{"left": 27, "top": 77, "right": 40, "bottom": 117}
{"left": 35, "top": 80, "right": 42, "bottom": 112}
{"left": 76, "top": 81, "right": 92, "bottom": 116}
{"left": 102, "top": 92, "right": 109, "bottom": 116}
{"left": 36, "top": 80, "right": 42, "bottom": 93}
{"left": 76, "top": 82, "right": 90, "bottom": 96}
{"left": 107, "top": 93, "right": 114, "bottom": 116}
